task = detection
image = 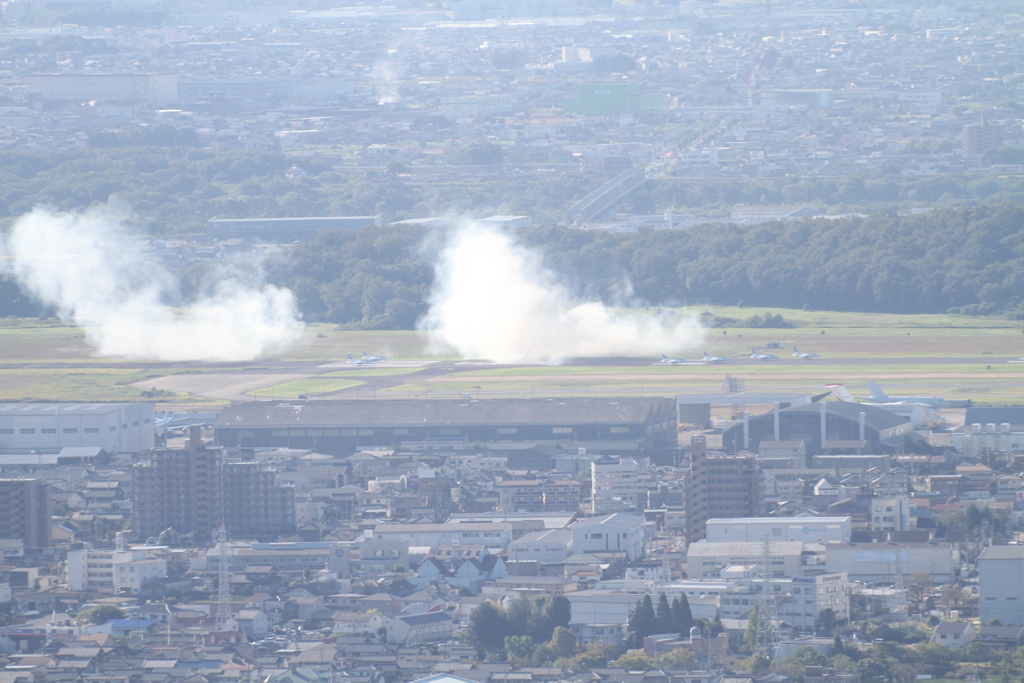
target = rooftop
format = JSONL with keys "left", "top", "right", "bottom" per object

{"left": 217, "top": 397, "right": 671, "bottom": 428}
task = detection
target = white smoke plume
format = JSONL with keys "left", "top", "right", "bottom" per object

{"left": 419, "top": 222, "right": 703, "bottom": 364}
{"left": 1, "top": 207, "right": 302, "bottom": 361}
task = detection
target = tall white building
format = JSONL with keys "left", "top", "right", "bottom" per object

{"left": 979, "top": 545, "right": 1024, "bottom": 625}
{"left": 0, "top": 403, "right": 154, "bottom": 453}
{"left": 591, "top": 457, "right": 641, "bottom": 514}
{"left": 67, "top": 548, "right": 167, "bottom": 594}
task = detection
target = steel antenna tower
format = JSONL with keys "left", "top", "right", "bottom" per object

{"left": 754, "top": 533, "right": 778, "bottom": 658}
{"left": 890, "top": 547, "right": 908, "bottom": 617}
{"left": 215, "top": 523, "right": 231, "bottom": 630}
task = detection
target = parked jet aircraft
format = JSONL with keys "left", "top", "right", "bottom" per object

{"left": 154, "top": 410, "right": 218, "bottom": 432}
{"left": 703, "top": 351, "right": 727, "bottom": 363}
{"left": 361, "top": 351, "right": 388, "bottom": 362}
{"left": 868, "top": 381, "right": 950, "bottom": 408}
{"left": 826, "top": 384, "right": 929, "bottom": 428}
{"left": 792, "top": 347, "right": 821, "bottom": 359}
{"left": 750, "top": 348, "right": 778, "bottom": 360}
{"left": 825, "top": 384, "right": 857, "bottom": 402}
{"left": 348, "top": 355, "right": 374, "bottom": 365}
{"left": 660, "top": 354, "right": 686, "bottom": 365}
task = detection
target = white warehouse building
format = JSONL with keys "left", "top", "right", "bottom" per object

{"left": 571, "top": 513, "right": 647, "bottom": 561}
{"left": 0, "top": 403, "right": 154, "bottom": 453}
{"left": 825, "top": 542, "right": 955, "bottom": 584}
{"left": 979, "top": 545, "right": 1024, "bottom": 626}
{"left": 705, "top": 517, "right": 851, "bottom": 544}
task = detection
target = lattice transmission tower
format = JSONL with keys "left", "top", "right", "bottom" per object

{"left": 214, "top": 523, "right": 231, "bottom": 630}
{"left": 754, "top": 534, "right": 778, "bottom": 658}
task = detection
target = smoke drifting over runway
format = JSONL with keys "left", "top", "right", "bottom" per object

{"left": 419, "top": 222, "right": 703, "bottom": 364}
{"left": 1, "top": 207, "right": 302, "bottom": 361}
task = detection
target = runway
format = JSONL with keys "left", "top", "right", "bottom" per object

{"left": 135, "top": 354, "right": 1024, "bottom": 405}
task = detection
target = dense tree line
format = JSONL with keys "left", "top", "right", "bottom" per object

{"left": 738, "top": 636, "right": 1024, "bottom": 683}
{"left": 625, "top": 593, "right": 694, "bottom": 648}
{"left": 277, "top": 202, "right": 1024, "bottom": 327}
{"left": 465, "top": 594, "right": 572, "bottom": 660}
{"left": 6, "top": 147, "right": 1024, "bottom": 322}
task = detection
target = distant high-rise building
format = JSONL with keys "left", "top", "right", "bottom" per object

{"left": 0, "top": 479, "right": 50, "bottom": 549}
{"left": 591, "top": 456, "right": 642, "bottom": 514}
{"left": 686, "top": 439, "right": 764, "bottom": 542}
{"left": 132, "top": 428, "right": 295, "bottom": 542}
{"left": 964, "top": 116, "right": 1004, "bottom": 156}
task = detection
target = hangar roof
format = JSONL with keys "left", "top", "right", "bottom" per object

{"left": 216, "top": 397, "right": 672, "bottom": 428}
{"left": 780, "top": 402, "right": 908, "bottom": 430}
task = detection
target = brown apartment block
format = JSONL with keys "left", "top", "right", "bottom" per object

{"left": 0, "top": 478, "right": 51, "bottom": 549}
{"left": 133, "top": 427, "right": 295, "bottom": 542}
{"left": 685, "top": 436, "right": 764, "bottom": 542}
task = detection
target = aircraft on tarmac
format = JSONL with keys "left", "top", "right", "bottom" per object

{"left": 750, "top": 348, "right": 778, "bottom": 360}
{"left": 703, "top": 351, "right": 727, "bottom": 363}
{"left": 826, "top": 383, "right": 929, "bottom": 427}
{"left": 361, "top": 351, "right": 388, "bottom": 362}
{"left": 792, "top": 347, "right": 821, "bottom": 359}
{"left": 660, "top": 354, "right": 686, "bottom": 365}
{"left": 868, "top": 381, "right": 950, "bottom": 408}
{"left": 154, "top": 409, "right": 217, "bottom": 433}
{"left": 347, "top": 355, "right": 374, "bottom": 365}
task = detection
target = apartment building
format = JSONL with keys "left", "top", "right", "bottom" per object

{"left": 0, "top": 479, "right": 50, "bottom": 549}
{"left": 591, "top": 457, "right": 642, "bottom": 514}
{"left": 67, "top": 548, "right": 167, "bottom": 594}
{"left": 686, "top": 441, "right": 764, "bottom": 542}
{"left": 132, "top": 428, "right": 295, "bottom": 542}
{"left": 498, "top": 478, "right": 581, "bottom": 513}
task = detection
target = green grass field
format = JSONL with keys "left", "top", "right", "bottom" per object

{"left": 0, "top": 307, "right": 1022, "bottom": 404}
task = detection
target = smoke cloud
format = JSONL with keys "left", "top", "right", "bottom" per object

{"left": 419, "top": 222, "right": 703, "bottom": 364}
{"left": 1, "top": 207, "right": 302, "bottom": 361}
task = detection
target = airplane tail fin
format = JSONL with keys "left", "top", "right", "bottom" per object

{"left": 662, "top": 354, "right": 668, "bottom": 359}
{"left": 826, "top": 384, "right": 855, "bottom": 403}
{"left": 348, "top": 355, "right": 355, "bottom": 360}
{"left": 793, "top": 347, "right": 799, "bottom": 352}
{"left": 703, "top": 352, "right": 710, "bottom": 358}
{"left": 868, "top": 381, "right": 889, "bottom": 402}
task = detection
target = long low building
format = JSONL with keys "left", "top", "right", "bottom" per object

{"left": 372, "top": 521, "right": 514, "bottom": 549}
{"left": 0, "top": 403, "right": 153, "bottom": 454}
{"left": 825, "top": 542, "right": 955, "bottom": 584}
{"left": 705, "top": 517, "right": 851, "bottom": 544}
{"left": 686, "top": 540, "right": 807, "bottom": 579}
{"left": 206, "top": 215, "right": 383, "bottom": 242}
{"left": 215, "top": 397, "right": 677, "bottom": 454}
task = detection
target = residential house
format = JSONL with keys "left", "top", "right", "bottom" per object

{"left": 385, "top": 612, "right": 454, "bottom": 644}
{"left": 929, "top": 621, "right": 976, "bottom": 648}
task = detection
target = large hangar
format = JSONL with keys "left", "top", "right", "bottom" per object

{"left": 721, "top": 401, "right": 915, "bottom": 455}
{"left": 215, "top": 397, "right": 677, "bottom": 454}
{"left": 0, "top": 403, "right": 154, "bottom": 454}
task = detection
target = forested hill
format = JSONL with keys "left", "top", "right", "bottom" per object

{"left": 282, "top": 203, "right": 1024, "bottom": 329}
